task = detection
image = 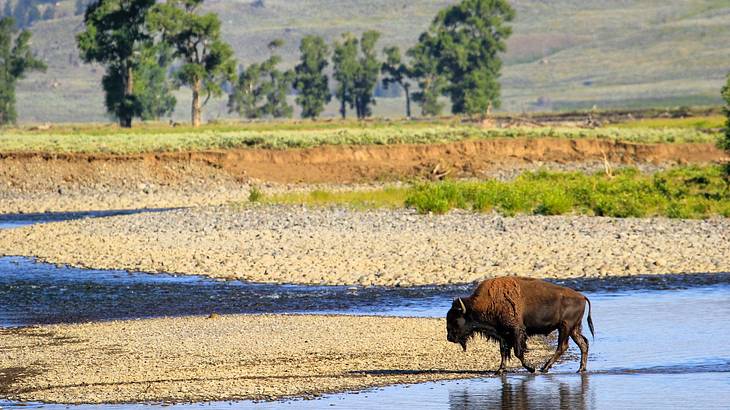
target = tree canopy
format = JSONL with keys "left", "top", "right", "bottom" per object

{"left": 352, "top": 30, "right": 381, "bottom": 119}
{"left": 0, "top": 16, "right": 46, "bottom": 125}
{"left": 332, "top": 33, "right": 359, "bottom": 119}
{"left": 332, "top": 31, "right": 381, "bottom": 120}
{"left": 293, "top": 35, "right": 331, "bottom": 119}
{"left": 229, "top": 40, "right": 293, "bottom": 119}
{"left": 407, "top": 35, "right": 446, "bottom": 117}
{"left": 382, "top": 46, "right": 413, "bottom": 118}
{"left": 149, "top": 0, "right": 236, "bottom": 127}
{"left": 418, "top": 0, "right": 514, "bottom": 117}
{"left": 76, "top": 0, "right": 156, "bottom": 127}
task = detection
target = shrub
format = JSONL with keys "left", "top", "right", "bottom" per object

{"left": 248, "top": 185, "right": 263, "bottom": 202}
{"left": 403, "top": 166, "right": 729, "bottom": 219}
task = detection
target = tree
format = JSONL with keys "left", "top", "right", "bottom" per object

{"left": 381, "top": 46, "right": 412, "bottom": 118}
{"left": 722, "top": 73, "right": 730, "bottom": 177}
{"left": 293, "top": 35, "right": 330, "bottom": 119}
{"left": 352, "top": 30, "right": 380, "bottom": 119}
{"left": 332, "top": 33, "right": 358, "bottom": 119}
{"left": 420, "top": 0, "right": 514, "bottom": 117}
{"left": 149, "top": 0, "right": 236, "bottom": 127}
{"left": 332, "top": 31, "right": 381, "bottom": 120}
{"left": 228, "top": 62, "right": 265, "bottom": 118}
{"left": 76, "top": 0, "right": 156, "bottom": 127}
{"left": 407, "top": 35, "right": 446, "bottom": 117}
{"left": 0, "top": 17, "right": 46, "bottom": 125}
{"left": 260, "top": 40, "right": 294, "bottom": 118}
{"left": 135, "top": 43, "right": 177, "bottom": 121}
{"left": 229, "top": 40, "right": 292, "bottom": 119}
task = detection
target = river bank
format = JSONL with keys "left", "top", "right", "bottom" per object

{"left": 1, "top": 206, "right": 728, "bottom": 286}
{"left": 2, "top": 136, "right": 725, "bottom": 214}
{"left": 0, "top": 314, "right": 551, "bottom": 404}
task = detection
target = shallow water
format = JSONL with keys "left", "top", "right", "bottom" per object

{"left": 1, "top": 212, "right": 729, "bottom": 409}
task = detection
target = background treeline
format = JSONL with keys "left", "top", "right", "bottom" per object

{"left": 0, "top": 0, "right": 94, "bottom": 29}
{"left": 72, "top": 0, "right": 515, "bottom": 128}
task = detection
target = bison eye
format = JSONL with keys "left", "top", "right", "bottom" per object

{"left": 456, "top": 318, "right": 466, "bottom": 327}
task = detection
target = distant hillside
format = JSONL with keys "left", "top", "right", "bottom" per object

{"left": 12, "top": 0, "right": 730, "bottom": 123}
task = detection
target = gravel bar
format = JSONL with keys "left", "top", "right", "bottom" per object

{"left": 0, "top": 314, "right": 551, "bottom": 404}
{"left": 1, "top": 206, "right": 728, "bottom": 286}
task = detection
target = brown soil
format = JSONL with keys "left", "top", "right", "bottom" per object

{"left": 1, "top": 138, "right": 725, "bottom": 188}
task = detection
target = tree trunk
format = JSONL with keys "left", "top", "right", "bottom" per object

{"left": 339, "top": 95, "right": 347, "bottom": 119}
{"left": 192, "top": 78, "right": 202, "bottom": 127}
{"left": 120, "top": 64, "right": 134, "bottom": 128}
{"left": 404, "top": 85, "right": 412, "bottom": 119}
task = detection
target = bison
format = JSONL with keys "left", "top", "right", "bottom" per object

{"left": 446, "top": 277, "right": 594, "bottom": 373}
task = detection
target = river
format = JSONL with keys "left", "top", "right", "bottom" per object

{"left": 1, "top": 212, "right": 728, "bottom": 409}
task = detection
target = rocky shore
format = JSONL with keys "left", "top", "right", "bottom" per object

{"left": 1, "top": 206, "right": 727, "bottom": 286}
{"left": 0, "top": 314, "right": 551, "bottom": 404}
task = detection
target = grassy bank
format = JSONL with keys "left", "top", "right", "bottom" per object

{"left": 250, "top": 166, "right": 730, "bottom": 219}
{"left": 0, "top": 123, "right": 720, "bottom": 154}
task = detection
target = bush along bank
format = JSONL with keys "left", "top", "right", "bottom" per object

{"left": 404, "top": 166, "right": 730, "bottom": 218}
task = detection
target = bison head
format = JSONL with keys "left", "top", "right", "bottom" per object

{"left": 446, "top": 297, "right": 471, "bottom": 351}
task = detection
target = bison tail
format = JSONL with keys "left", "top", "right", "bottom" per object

{"left": 585, "top": 297, "right": 595, "bottom": 340}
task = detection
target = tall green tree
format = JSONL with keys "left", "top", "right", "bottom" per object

{"left": 420, "top": 0, "right": 514, "bottom": 117}
{"left": 229, "top": 40, "right": 293, "bottom": 119}
{"left": 149, "top": 0, "right": 236, "bottom": 127}
{"left": 135, "top": 43, "right": 177, "bottom": 121}
{"left": 260, "top": 40, "right": 294, "bottom": 119}
{"left": 407, "top": 35, "right": 446, "bottom": 117}
{"left": 352, "top": 30, "right": 380, "bottom": 119}
{"left": 381, "top": 46, "right": 412, "bottom": 118}
{"left": 76, "top": 0, "right": 156, "bottom": 127}
{"left": 228, "top": 62, "right": 265, "bottom": 119}
{"left": 722, "top": 73, "right": 730, "bottom": 177}
{"left": 0, "top": 17, "right": 46, "bottom": 125}
{"left": 332, "top": 33, "right": 358, "bottom": 119}
{"left": 293, "top": 35, "right": 330, "bottom": 119}
{"left": 332, "top": 31, "right": 381, "bottom": 120}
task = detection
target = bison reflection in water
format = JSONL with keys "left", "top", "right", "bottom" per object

{"left": 446, "top": 277, "right": 595, "bottom": 373}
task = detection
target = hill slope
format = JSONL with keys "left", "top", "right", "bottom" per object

{"left": 14, "top": 0, "right": 730, "bottom": 123}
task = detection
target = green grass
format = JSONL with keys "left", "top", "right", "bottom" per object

{"left": 256, "top": 187, "right": 410, "bottom": 210}
{"left": 614, "top": 115, "right": 726, "bottom": 130}
{"left": 247, "top": 166, "right": 730, "bottom": 219}
{"left": 0, "top": 122, "right": 720, "bottom": 154}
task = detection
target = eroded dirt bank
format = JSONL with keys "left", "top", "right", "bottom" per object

{"left": 2, "top": 207, "right": 728, "bottom": 287}
{"left": 1, "top": 138, "right": 725, "bottom": 213}
{"left": 0, "top": 315, "right": 551, "bottom": 404}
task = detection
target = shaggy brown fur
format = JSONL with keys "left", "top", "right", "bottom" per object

{"left": 447, "top": 277, "right": 594, "bottom": 373}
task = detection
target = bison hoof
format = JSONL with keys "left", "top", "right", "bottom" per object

{"left": 526, "top": 366, "right": 536, "bottom": 373}
{"left": 539, "top": 367, "right": 550, "bottom": 373}
{"left": 495, "top": 368, "right": 505, "bottom": 375}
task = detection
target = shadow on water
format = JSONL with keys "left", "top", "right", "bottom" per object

{"left": 0, "top": 208, "right": 181, "bottom": 229}
{"left": 2, "top": 256, "right": 730, "bottom": 328}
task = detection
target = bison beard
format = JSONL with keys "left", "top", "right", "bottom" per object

{"left": 446, "top": 277, "right": 594, "bottom": 374}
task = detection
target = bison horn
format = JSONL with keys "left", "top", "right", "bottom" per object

{"left": 458, "top": 298, "right": 466, "bottom": 313}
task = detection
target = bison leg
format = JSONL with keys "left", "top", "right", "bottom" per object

{"left": 496, "top": 339, "right": 510, "bottom": 374}
{"left": 540, "top": 325, "right": 570, "bottom": 373}
{"left": 570, "top": 327, "right": 590, "bottom": 373}
{"left": 512, "top": 327, "right": 535, "bottom": 373}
